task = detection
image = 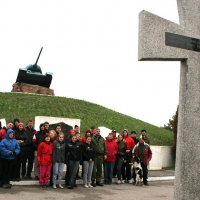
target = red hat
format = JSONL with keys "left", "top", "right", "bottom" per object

{"left": 18, "top": 122, "right": 24, "bottom": 127}
{"left": 70, "top": 129, "right": 75, "bottom": 133}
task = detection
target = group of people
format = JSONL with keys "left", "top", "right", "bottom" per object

{"left": 0, "top": 119, "right": 152, "bottom": 190}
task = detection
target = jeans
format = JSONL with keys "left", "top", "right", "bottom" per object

{"left": 121, "top": 157, "right": 131, "bottom": 181}
{"left": 53, "top": 162, "right": 64, "bottom": 184}
{"left": 83, "top": 161, "right": 94, "bottom": 185}
{"left": 104, "top": 161, "right": 115, "bottom": 183}
{"left": 116, "top": 157, "right": 124, "bottom": 181}
{"left": 68, "top": 160, "right": 79, "bottom": 186}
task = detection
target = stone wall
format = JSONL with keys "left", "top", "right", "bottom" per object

{"left": 149, "top": 146, "right": 175, "bottom": 170}
{"left": 12, "top": 82, "right": 54, "bottom": 96}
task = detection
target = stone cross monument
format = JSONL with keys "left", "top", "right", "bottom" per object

{"left": 138, "top": 1, "right": 200, "bottom": 199}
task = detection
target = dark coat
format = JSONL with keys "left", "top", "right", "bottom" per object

{"left": 24, "top": 126, "right": 36, "bottom": 151}
{"left": 65, "top": 141, "right": 81, "bottom": 162}
{"left": 82, "top": 142, "right": 95, "bottom": 161}
{"left": 15, "top": 129, "right": 27, "bottom": 151}
{"left": 133, "top": 142, "right": 152, "bottom": 166}
{"left": 53, "top": 140, "right": 66, "bottom": 163}
{"left": 116, "top": 140, "right": 127, "bottom": 159}
{"left": 34, "top": 130, "right": 46, "bottom": 150}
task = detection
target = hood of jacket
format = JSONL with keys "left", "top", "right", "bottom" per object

{"left": 6, "top": 129, "right": 15, "bottom": 139}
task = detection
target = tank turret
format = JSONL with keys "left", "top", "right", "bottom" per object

{"left": 16, "top": 47, "right": 53, "bottom": 88}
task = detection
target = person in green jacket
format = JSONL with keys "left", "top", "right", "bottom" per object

{"left": 91, "top": 128, "right": 107, "bottom": 187}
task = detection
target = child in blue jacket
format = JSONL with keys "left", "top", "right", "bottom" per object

{"left": 0, "top": 129, "right": 20, "bottom": 189}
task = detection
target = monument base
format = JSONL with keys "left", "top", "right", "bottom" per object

{"left": 11, "top": 82, "right": 55, "bottom": 96}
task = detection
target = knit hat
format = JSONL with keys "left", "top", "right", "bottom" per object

{"left": 18, "top": 122, "right": 24, "bottom": 127}
{"left": 123, "top": 129, "right": 129, "bottom": 134}
{"left": 70, "top": 129, "right": 75, "bottom": 133}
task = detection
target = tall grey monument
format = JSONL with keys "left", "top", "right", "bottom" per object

{"left": 138, "top": 1, "right": 200, "bottom": 199}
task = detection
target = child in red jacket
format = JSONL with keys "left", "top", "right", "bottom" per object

{"left": 37, "top": 134, "right": 53, "bottom": 189}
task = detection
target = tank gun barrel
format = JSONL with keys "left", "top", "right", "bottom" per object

{"left": 34, "top": 47, "right": 43, "bottom": 66}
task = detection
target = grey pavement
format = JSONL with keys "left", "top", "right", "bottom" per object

{"left": 0, "top": 180, "right": 174, "bottom": 200}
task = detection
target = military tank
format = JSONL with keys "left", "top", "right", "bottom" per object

{"left": 16, "top": 47, "right": 53, "bottom": 88}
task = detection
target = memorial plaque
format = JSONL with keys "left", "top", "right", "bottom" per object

{"left": 165, "top": 32, "right": 200, "bottom": 52}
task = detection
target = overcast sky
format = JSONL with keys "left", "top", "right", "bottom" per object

{"left": 0, "top": 0, "right": 180, "bottom": 127}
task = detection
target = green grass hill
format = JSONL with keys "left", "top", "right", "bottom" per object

{"left": 0, "top": 92, "right": 173, "bottom": 146}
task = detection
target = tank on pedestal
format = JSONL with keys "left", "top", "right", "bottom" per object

{"left": 16, "top": 47, "right": 53, "bottom": 88}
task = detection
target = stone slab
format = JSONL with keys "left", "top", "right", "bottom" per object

{"left": 0, "top": 118, "right": 6, "bottom": 128}
{"left": 34, "top": 116, "right": 80, "bottom": 131}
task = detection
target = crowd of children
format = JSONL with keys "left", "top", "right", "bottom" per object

{"left": 0, "top": 119, "right": 152, "bottom": 189}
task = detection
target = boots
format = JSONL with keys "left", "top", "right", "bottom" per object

{"left": 92, "top": 180, "right": 96, "bottom": 187}
{"left": 96, "top": 182, "right": 104, "bottom": 186}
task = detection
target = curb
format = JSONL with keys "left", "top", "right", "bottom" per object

{"left": 10, "top": 176, "right": 175, "bottom": 186}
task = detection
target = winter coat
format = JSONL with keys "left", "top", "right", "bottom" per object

{"left": 37, "top": 141, "right": 53, "bottom": 165}
{"left": 0, "top": 127, "right": 7, "bottom": 142}
{"left": 116, "top": 140, "right": 127, "bottom": 159}
{"left": 15, "top": 128, "right": 27, "bottom": 151}
{"left": 0, "top": 130, "right": 20, "bottom": 160}
{"left": 52, "top": 140, "right": 66, "bottom": 163}
{"left": 123, "top": 135, "right": 135, "bottom": 150}
{"left": 91, "top": 135, "right": 107, "bottom": 155}
{"left": 132, "top": 142, "right": 152, "bottom": 166}
{"left": 131, "top": 137, "right": 139, "bottom": 145}
{"left": 123, "top": 135, "right": 135, "bottom": 158}
{"left": 104, "top": 138, "right": 118, "bottom": 162}
{"left": 24, "top": 126, "right": 37, "bottom": 151}
{"left": 65, "top": 141, "right": 81, "bottom": 162}
{"left": 33, "top": 130, "right": 46, "bottom": 150}
{"left": 82, "top": 142, "right": 95, "bottom": 161}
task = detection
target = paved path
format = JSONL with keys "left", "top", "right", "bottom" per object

{"left": 0, "top": 180, "right": 174, "bottom": 200}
